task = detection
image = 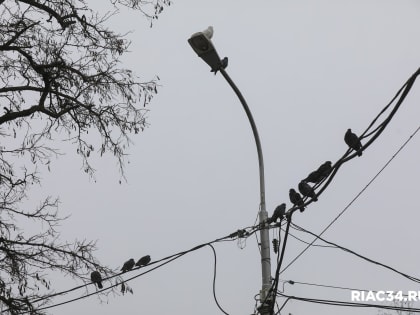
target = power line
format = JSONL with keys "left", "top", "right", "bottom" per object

{"left": 285, "top": 226, "right": 337, "bottom": 249}
{"left": 4, "top": 68, "right": 420, "bottom": 315}
{"left": 268, "top": 68, "right": 420, "bottom": 315}
{"left": 279, "top": 279, "right": 415, "bottom": 298}
{"left": 4, "top": 226, "right": 259, "bottom": 314}
{"left": 268, "top": 216, "right": 292, "bottom": 315}
{"left": 208, "top": 244, "right": 230, "bottom": 315}
{"left": 280, "top": 124, "right": 420, "bottom": 275}
{"left": 277, "top": 292, "right": 420, "bottom": 312}
{"left": 281, "top": 67, "right": 420, "bottom": 217}
{"left": 280, "top": 279, "right": 374, "bottom": 292}
{"left": 291, "top": 222, "right": 420, "bottom": 285}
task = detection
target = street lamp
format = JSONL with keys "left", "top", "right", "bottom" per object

{"left": 188, "top": 26, "right": 273, "bottom": 314}
{"left": 188, "top": 26, "right": 223, "bottom": 73}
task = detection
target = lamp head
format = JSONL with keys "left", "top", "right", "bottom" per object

{"left": 192, "top": 26, "right": 213, "bottom": 40}
{"left": 188, "top": 26, "right": 224, "bottom": 73}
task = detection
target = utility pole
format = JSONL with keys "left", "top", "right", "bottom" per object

{"left": 188, "top": 27, "right": 273, "bottom": 315}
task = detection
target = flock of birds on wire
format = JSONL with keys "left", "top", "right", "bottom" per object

{"left": 90, "top": 255, "right": 151, "bottom": 289}
{"left": 87, "top": 129, "right": 363, "bottom": 289}
{"left": 269, "top": 128, "right": 363, "bottom": 223}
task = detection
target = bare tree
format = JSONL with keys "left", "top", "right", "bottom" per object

{"left": 0, "top": 0, "right": 170, "bottom": 313}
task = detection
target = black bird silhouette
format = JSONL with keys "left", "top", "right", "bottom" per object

{"left": 304, "top": 161, "right": 332, "bottom": 183}
{"left": 221, "top": 57, "right": 228, "bottom": 70}
{"left": 318, "top": 161, "right": 332, "bottom": 177}
{"left": 212, "top": 57, "right": 228, "bottom": 74}
{"left": 304, "top": 170, "right": 321, "bottom": 183}
{"left": 136, "top": 255, "right": 151, "bottom": 267}
{"left": 289, "top": 189, "right": 305, "bottom": 212}
{"left": 344, "top": 129, "right": 362, "bottom": 156}
{"left": 121, "top": 258, "right": 135, "bottom": 273}
{"left": 90, "top": 271, "right": 103, "bottom": 289}
{"left": 298, "top": 181, "right": 318, "bottom": 202}
{"left": 270, "top": 203, "right": 286, "bottom": 223}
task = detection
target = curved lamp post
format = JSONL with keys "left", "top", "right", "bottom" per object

{"left": 188, "top": 26, "right": 272, "bottom": 314}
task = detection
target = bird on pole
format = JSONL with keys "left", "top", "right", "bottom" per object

{"left": 289, "top": 189, "right": 305, "bottom": 212}
{"left": 298, "top": 181, "right": 318, "bottom": 202}
{"left": 90, "top": 271, "right": 103, "bottom": 289}
{"left": 136, "top": 255, "right": 151, "bottom": 267}
{"left": 344, "top": 129, "right": 363, "bottom": 156}
{"left": 121, "top": 258, "right": 135, "bottom": 273}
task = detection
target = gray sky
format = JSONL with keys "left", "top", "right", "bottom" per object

{"left": 32, "top": 1, "right": 420, "bottom": 314}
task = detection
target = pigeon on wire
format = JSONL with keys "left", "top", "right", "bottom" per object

{"left": 121, "top": 258, "right": 135, "bottom": 273}
{"left": 90, "top": 271, "right": 103, "bottom": 289}
{"left": 270, "top": 203, "right": 286, "bottom": 223}
{"left": 289, "top": 189, "right": 305, "bottom": 212}
{"left": 344, "top": 129, "right": 363, "bottom": 156}
{"left": 298, "top": 181, "right": 318, "bottom": 202}
{"left": 136, "top": 255, "right": 151, "bottom": 267}
{"left": 318, "top": 161, "right": 333, "bottom": 177}
{"left": 304, "top": 161, "right": 332, "bottom": 183}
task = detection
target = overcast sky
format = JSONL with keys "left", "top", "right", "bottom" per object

{"left": 31, "top": 1, "right": 420, "bottom": 314}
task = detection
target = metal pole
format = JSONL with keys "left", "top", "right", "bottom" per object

{"left": 219, "top": 68, "right": 272, "bottom": 314}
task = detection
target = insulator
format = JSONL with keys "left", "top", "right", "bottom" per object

{"left": 272, "top": 238, "right": 279, "bottom": 254}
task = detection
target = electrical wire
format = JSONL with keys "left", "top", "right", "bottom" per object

{"left": 279, "top": 124, "right": 420, "bottom": 275}
{"left": 254, "top": 209, "right": 261, "bottom": 254}
{"left": 255, "top": 216, "right": 291, "bottom": 314}
{"left": 3, "top": 226, "right": 258, "bottom": 314}
{"left": 262, "top": 68, "right": 420, "bottom": 314}
{"left": 279, "top": 279, "right": 372, "bottom": 293}
{"left": 241, "top": 67, "right": 418, "bottom": 314}
{"left": 268, "top": 215, "right": 293, "bottom": 315}
{"left": 277, "top": 292, "right": 420, "bottom": 312}
{"left": 208, "top": 244, "right": 230, "bottom": 315}
{"left": 276, "top": 221, "right": 282, "bottom": 263}
{"left": 282, "top": 67, "right": 420, "bottom": 218}
{"left": 26, "top": 252, "right": 188, "bottom": 314}
{"left": 4, "top": 68, "right": 419, "bottom": 315}
{"left": 360, "top": 74, "right": 411, "bottom": 139}
{"left": 358, "top": 68, "right": 420, "bottom": 146}
{"left": 279, "top": 279, "right": 415, "bottom": 298}
{"left": 291, "top": 222, "right": 420, "bottom": 284}
{"left": 285, "top": 226, "right": 337, "bottom": 249}
{"left": 275, "top": 296, "right": 291, "bottom": 314}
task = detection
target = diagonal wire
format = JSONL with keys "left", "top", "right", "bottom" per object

{"left": 280, "top": 125, "right": 420, "bottom": 275}
{"left": 292, "top": 222, "right": 420, "bottom": 284}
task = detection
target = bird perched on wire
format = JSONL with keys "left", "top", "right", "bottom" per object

{"left": 318, "top": 161, "right": 333, "bottom": 177}
{"left": 298, "top": 181, "right": 318, "bottom": 202}
{"left": 344, "top": 129, "right": 363, "bottom": 156}
{"left": 304, "top": 161, "right": 332, "bottom": 183}
{"left": 121, "top": 258, "right": 135, "bottom": 273}
{"left": 136, "top": 255, "right": 151, "bottom": 267}
{"left": 289, "top": 189, "right": 305, "bottom": 212}
{"left": 270, "top": 203, "right": 286, "bottom": 223}
{"left": 90, "top": 271, "right": 103, "bottom": 289}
